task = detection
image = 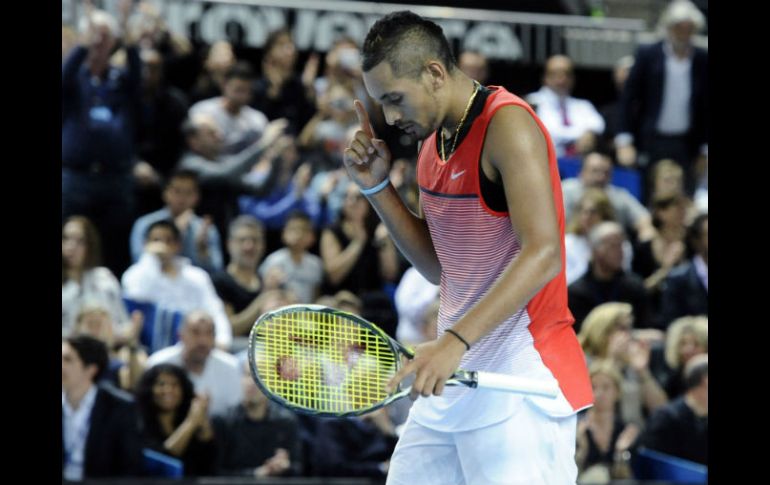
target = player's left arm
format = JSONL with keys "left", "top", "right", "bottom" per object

{"left": 450, "top": 104, "right": 562, "bottom": 345}
{"left": 388, "top": 104, "right": 564, "bottom": 398}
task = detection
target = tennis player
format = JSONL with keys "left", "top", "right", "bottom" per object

{"left": 342, "top": 11, "right": 594, "bottom": 484}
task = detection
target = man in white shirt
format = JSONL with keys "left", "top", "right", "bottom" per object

{"left": 62, "top": 335, "right": 142, "bottom": 480}
{"left": 146, "top": 309, "right": 243, "bottom": 417}
{"left": 526, "top": 55, "right": 605, "bottom": 158}
{"left": 562, "top": 152, "right": 656, "bottom": 242}
{"left": 122, "top": 219, "right": 233, "bottom": 349}
{"left": 189, "top": 62, "right": 269, "bottom": 155}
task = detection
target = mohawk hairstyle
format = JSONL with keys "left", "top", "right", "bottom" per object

{"left": 362, "top": 10, "right": 456, "bottom": 78}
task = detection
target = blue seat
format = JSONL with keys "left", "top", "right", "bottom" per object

{"left": 142, "top": 448, "right": 183, "bottom": 478}
{"left": 557, "top": 156, "right": 643, "bottom": 201}
{"left": 123, "top": 298, "right": 185, "bottom": 353}
{"left": 631, "top": 447, "right": 707, "bottom": 483}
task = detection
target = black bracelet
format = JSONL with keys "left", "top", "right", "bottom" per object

{"left": 445, "top": 329, "right": 471, "bottom": 351}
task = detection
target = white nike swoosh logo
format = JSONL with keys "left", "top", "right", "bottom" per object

{"left": 450, "top": 170, "right": 466, "bottom": 180}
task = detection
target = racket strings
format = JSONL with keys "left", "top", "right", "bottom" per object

{"left": 253, "top": 310, "right": 398, "bottom": 413}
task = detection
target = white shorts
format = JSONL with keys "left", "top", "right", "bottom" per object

{"left": 386, "top": 399, "right": 578, "bottom": 485}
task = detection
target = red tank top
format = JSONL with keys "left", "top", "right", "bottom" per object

{"left": 415, "top": 86, "right": 592, "bottom": 417}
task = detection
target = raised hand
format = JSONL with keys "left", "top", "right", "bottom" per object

{"left": 343, "top": 100, "right": 392, "bottom": 191}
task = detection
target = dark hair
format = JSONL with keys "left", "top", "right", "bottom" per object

{"left": 686, "top": 213, "right": 708, "bottom": 258}
{"left": 135, "top": 364, "right": 196, "bottom": 440}
{"left": 145, "top": 219, "right": 181, "bottom": 243}
{"left": 181, "top": 116, "right": 198, "bottom": 139}
{"left": 285, "top": 210, "right": 312, "bottom": 227}
{"left": 684, "top": 358, "right": 708, "bottom": 391}
{"left": 263, "top": 29, "right": 293, "bottom": 58}
{"left": 167, "top": 168, "right": 200, "bottom": 188}
{"left": 62, "top": 216, "right": 103, "bottom": 284}
{"left": 65, "top": 334, "right": 110, "bottom": 382}
{"left": 651, "top": 193, "right": 685, "bottom": 229}
{"left": 224, "top": 61, "right": 255, "bottom": 82}
{"left": 362, "top": 11, "right": 456, "bottom": 78}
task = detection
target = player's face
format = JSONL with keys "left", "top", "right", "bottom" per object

{"left": 363, "top": 61, "right": 442, "bottom": 142}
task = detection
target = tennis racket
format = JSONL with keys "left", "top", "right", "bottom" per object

{"left": 247, "top": 304, "right": 560, "bottom": 417}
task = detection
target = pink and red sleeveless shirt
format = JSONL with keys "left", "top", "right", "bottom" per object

{"left": 410, "top": 86, "right": 592, "bottom": 430}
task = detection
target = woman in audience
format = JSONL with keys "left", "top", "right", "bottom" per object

{"left": 578, "top": 302, "right": 668, "bottom": 427}
{"left": 657, "top": 315, "right": 708, "bottom": 399}
{"left": 136, "top": 364, "right": 217, "bottom": 476}
{"left": 631, "top": 193, "right": 688, "bottom": 328}
{"left": 73, "top": 303, "right": 146, "bottom": 392}
{"left": 320, "top": 181, "right": 399, "bottom": 297}
{"left": 576, "top": 359, "right": 639, "bottom": 481}
{"left": 62, "top": 216, "right": 130, "bottom": 339}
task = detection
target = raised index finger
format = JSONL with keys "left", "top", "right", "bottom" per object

{"left": 354, "top": 99, "right": 375, "bottom": 138}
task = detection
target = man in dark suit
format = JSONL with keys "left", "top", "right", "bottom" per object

{"left": 615, "top": 0, "right": 708, "bottom": 200}
{"left": 660, "top": 214, "right": 708, "bottom": 328}
{"left": 62, "top": 335, "right": 143, "bottom": 480}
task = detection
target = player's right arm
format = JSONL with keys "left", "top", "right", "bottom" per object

{"left": 343, "top": 100, "right": 441, "bottom": 284}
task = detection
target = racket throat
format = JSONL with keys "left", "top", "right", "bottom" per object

{"left": 448, "top": 370, "right": 479, "bottom": 389}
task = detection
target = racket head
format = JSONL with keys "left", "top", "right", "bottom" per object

{"left": 247, "top": 304, "right": 409, "bottom": 417}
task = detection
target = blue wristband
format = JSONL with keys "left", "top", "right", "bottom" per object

{"left": 359, "top": 178, "right": 390, "bottom": 196}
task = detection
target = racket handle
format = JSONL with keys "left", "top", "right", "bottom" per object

{"left": 475, "top": 372, "right": 560, "bottom": 398}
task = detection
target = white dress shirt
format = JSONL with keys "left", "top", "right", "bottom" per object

{"left": 656, "top": 42, "right": 693, "bottom": 135}
{"left": 526, "top": 86, "right": 605, "bottom": 157}
{"left": 62, "top": 385, "right": 98, "bottom": 481}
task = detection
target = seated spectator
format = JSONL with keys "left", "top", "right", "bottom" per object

{"left": 73, "top": 303, "right": 146, "bottom": 392}
{"left": 568, "top": 222, "right": 651, "bottom": 330}
{"left": 565, "top": 188, "right": 633, "bottom": 285}
{"left": 660, "top": 214, "right": 708, "bottom": 327}
{"left": 130, "top": 170, "right": 224, "bottom": 271}
{"left": 62, "top": 335, "right": 142, "bottom": 481}
{"left": 576, "top": 360, "right": 639, "bottom": 481}
{"left": 210, "top": 216, "right": 270, "bottom": 337}
{"left": 639, "top": 354, "right": 708, "bottom": 465}
{"left": 145, "top": 310, "right": 242, "bottom": 417}
{"left": 458, "top": 49, "right": 489, "bottom": 85}
{"left": 190, "top": 41, "right": 235, "bottom": 104}
{"left": 259, "top": 211, "right": 324, "bottom": 304}
{"left": 63, "top": 216, "right": 130, "bottom": 339}
{"left": 133, "top": 47, "right": 190, "bottom": 216}
{"left": 526, "top": 55, "right": 605, "bottom": 157}
{"left": 632, "top": 193, "right": 688, "bottom": 328}
{"left": 177, "top": 111, "right": 287, "bottom": 238}
{"left": 189, "top": 62, "right": 269, "bottom": 155}
{"left": 214, "top": 360, "right": 302, "bottom": 477}
{"left": 238, "top": 137, "right": 323, "bottom": 251}
{"left": 562, "top": 152, "right": 656, "bottom": 242}
{"left": 122, "top": 219, "right": 232, "bottom": 349}
{"left": 298, "top": 82, "right": 358, "bottom": 167}
{"left": 252, "top": 28, "right": 316, "bottom": 133}
{"left": 394, "top": 266, "right": 439, "bottom": 346}
{"left": 320, "top": 181, "right": 400, "bottom": 297}
{"left": 578, "top": 302, "right": 668, "bottom": 427}
{"left": 653, "top": 315, "right": 708, "bottom": 399}
{"left": 311, "top": 407, "right": 398, "bottom": 478}
{"left": 135, "top": 363, "right": 217, "bottom": 476}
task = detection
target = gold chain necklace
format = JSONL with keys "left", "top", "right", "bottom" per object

{"left": 440, "top": 80, "right": 481, "bottom": 161}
